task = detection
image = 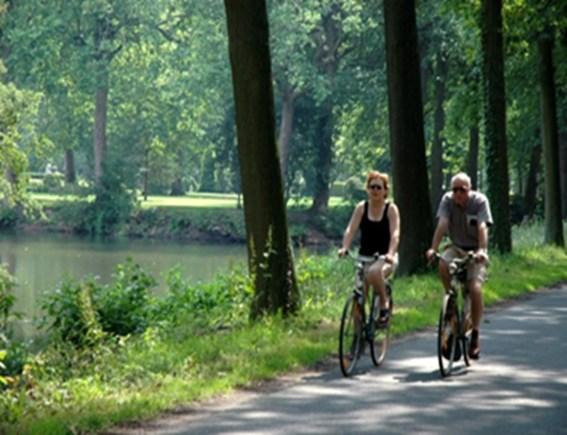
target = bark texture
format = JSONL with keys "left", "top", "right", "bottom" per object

{"left": 384, "top": 0, "right": 433, "bottom": 275}
{"left": 481, "top": 0, "right": 512, "bottom": 252}
{"left": 538, "top": 31, "right": 564, "bottom": 246}
{"left": 224, "top": 0, "right": 299, "bottom": 318}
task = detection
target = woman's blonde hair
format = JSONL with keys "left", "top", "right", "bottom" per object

{"left": 366, "top": 171, "right": 389, "bottom": 197}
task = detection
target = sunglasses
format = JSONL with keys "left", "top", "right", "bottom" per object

{"left": 452, "top": 186, "right": 468, "bottom": 193}
{"left": 368, "top": 184, "right": 383, "bottom": 190}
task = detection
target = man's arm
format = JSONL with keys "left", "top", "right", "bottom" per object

{"left": 426, "top": 216, "right": 449, "bottom": 260}
{"left": 476, "top": 222, "right": 489, "bottom": 262}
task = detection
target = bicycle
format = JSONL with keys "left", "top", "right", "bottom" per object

{"left": 338, "top": 253, "right": 393, "bottom": 377}
{"left": 434, "top": 251, "right": 475, "bottom": 377}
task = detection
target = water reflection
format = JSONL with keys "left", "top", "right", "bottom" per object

{"left": 0, "top": 233, "right": 246, "bottom": 339}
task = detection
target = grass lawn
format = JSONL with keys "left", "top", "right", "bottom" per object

{"left": 31, "top": 192, "right": 346, "bottom": 209}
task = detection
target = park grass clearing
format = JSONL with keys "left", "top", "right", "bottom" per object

{"left": 31, "top": 192, "right": 346, "bottom": 209}
{"left": 3, "top": 234, "right": 567, "bottom": 434}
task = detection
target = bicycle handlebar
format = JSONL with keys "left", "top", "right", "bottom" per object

{"left": 430, "top": 251, "right": 476, "bottom": 274}
{"left": 339, "top": 250, "right": 388, "bottom": 264}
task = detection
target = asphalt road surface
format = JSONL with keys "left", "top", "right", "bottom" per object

{"left": 110, "top": 284, "right": 567, "bottom": 435}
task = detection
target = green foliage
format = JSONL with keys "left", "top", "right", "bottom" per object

{"left": 341, "top": 176, "right": 366, "bottom": 205}
{"left": 41, "top": 172, "right": 65, "bottom": 193}
{"left": 0, "top": 264, "right": 29, "bottom": 391}
{"left": 2, "top": 232, "right": 567, "bottom": 433}
{"left": 155, "top": 264, "right": 254, "bottom": 334}
{"left": 84, "top": 168, "right": 138, "bottom": 236}
{"left": 0, "top": 265, "right": 18, "bottom": 333}
{"left": 40, "top": 260, "right": 157, "bottom": 347}
{"left": 0, "top": 207, "right": 19, "bottom": 229}
{"left": 0, "top": 64, "right": 42, "bottom": 209}
{"left": 40, "top": 279, "right": 104, "bottom": 348}
{"left": 94, "top": 260, "right": 157, "bottom": 336}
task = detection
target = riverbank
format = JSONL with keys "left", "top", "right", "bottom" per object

{"left": 15, "top": 195, "right": 349, "bottom": 247}
{"left": 1, "top": 239, "right": 566, "bottom": 434}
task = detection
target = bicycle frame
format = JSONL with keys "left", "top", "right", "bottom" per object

{"left": 436, "top": 252, "right": 474, "bottom": 377}
{"left": 339, "top": 253, "right": 393, "bottom": 377}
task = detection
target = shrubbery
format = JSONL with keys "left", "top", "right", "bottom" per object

{"left": 0, "top": 264, "right": 29, "bottom": 392}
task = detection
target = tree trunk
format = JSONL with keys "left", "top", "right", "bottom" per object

{"left": 430, "top": 49, "right": 448, "bottom": 211}
{"left": 538, "top": 30, "right": 564, "bottom": 246}
{"left": 310, "top": 100, "right": 333, "bottom": 214}
{"left": 64, "top": 148, "right": 76, "bottom": 184}
{"left": 560, "top": 130, "right": 567, "bottom": 218}
{"left": 93, "top": 75, "right": 108, "bottom": 184}
{"left": 524, "top": 142, "right": 542, "bottom": 219}
{"left": 310, "top": 7, "right": 340, "bottom": 214}
{"left": 383, "top": 0, "right": 433, "bottom": 275}
{"left": 481, "top": 0, "right": 511, "bottom": 253}
{"left": 466, "top": 124, "right": 480, "bottom": 190}
{"left": 277, "top": 83, "right": 296, "bottom": 183}
{"left": 224, "top": 0, "right": 299, "bottom": 318}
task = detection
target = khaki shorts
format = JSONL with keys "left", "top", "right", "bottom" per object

{"left": 441, "top": 246, "right": 487, "bottom": 283}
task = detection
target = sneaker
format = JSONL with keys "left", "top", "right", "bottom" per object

{"left": 469, "top": 330, "right": 480, "bottom": 359}
{"left": 442, "top": 333, "right": 462, "bottom": 361}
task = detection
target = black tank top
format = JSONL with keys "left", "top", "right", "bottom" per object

{"left": 359, "top": 201, "right": 391, "bottom": 256}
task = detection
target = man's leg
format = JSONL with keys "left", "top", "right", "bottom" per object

{"left": 439, "top": 246, "right": 461, "bottom": 292}
{"left": 438, "top": 260, "right": 451, "bottom": 292}
{"left": 468, "top": 278, "right": 483, "bottom": 358}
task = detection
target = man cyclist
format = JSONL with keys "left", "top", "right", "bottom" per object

{"left": 426, "top": 172, "right": 493, "bottom": 359}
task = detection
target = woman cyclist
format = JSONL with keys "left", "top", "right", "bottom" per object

{"left": 338, "top": 171, "right": 400, "bottom": 325}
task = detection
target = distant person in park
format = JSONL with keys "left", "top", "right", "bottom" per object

{"left": 426, "top": 172, "right": 493, "bottom": 359}
{"left": 338, "top": 170, "right": 400, "bottom": 325}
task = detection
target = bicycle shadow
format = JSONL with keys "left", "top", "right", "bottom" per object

{"left": 394, "top": 366, "right": 469, "bottom": 384}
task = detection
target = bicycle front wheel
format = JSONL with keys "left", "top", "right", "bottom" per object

{"left": 437, "top": 293, "right": 461, "bottom": 377}
{"left": 369, "top": 287, "right": 391, "bottom": 367}
{"left": 339, "top": 293, "right": 363, "bottom": 377}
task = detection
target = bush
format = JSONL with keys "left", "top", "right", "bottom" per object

{"left": 342, "top": 176, "right": 366, "bottom": 205}
{"left": 0, "top": 264, "right": 18, "bottom": 333}
{"left": 0, "top": 265, "right": 28, "bottom": 388}
{"left": 40, "top": 279, "right": 104, "bottom": 348}
{"left": 94, "top": 260, "right": 157, "bottom": 336}
{"left": 0, "top": 207, "right": 19, "bottom": 229}
{"left": 85, "top": 170, "right": 138, "bottom": 236}
{"left": 42, "top": 172, "right": 65, "bottom": 193}
{"left": 40, "top": 260, "right": 158, "bottom": 346}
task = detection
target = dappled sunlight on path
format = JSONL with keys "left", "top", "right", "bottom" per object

{"left": 109, "top": 286, "right": 567, "bottom": 435}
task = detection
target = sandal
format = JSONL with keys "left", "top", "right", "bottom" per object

{"left": 377, "top": 308, "right": 390, "bottom": 325}
{"left": 469, "top": 330, "right": 480, "bottom": 360}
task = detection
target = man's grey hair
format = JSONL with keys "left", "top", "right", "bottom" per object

{"left": 450, "top": 172, "right": 471, "bottom": 188}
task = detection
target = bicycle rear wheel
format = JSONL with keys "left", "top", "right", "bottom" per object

{"left": 437, "top": 293, "right": 461, "bottom": 377}
{"left": 369, "top": 285, "right": 392, "bottom": 366}
{"left": 339, "top": 293, "right": 363, "bottom": 377}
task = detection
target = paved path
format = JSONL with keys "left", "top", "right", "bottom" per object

{"left": 111, "top": 285, "right": 567, "bottom": 435}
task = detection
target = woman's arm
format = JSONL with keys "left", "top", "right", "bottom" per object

{"left": 338, "top": 201, "right": 364, "bottom": 256}
{"left": 386, "top": 203, "right": 400, "bottom": 262}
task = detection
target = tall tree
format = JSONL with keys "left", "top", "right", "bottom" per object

{"left": 5, "top": 0, "right": 166, "bottom": 184}
{"left": 383, "top": 0, "right": 433, "bottom": 275}
{"left": 480, "top": 0, "right": 511, "bottom": 253}
{"left": 224, "top": 0, "right": 299, "bottom": 318}
{"left": 538, "top": 29, "right": 564, "bottom": 246}
{"left": 524, "top": 140, "right": 542, "bottom": 219}
{"left": 466, "top": 124, "right": 480, "bottom": 189}
{"left": 430, "top": 47, "right": 448, "bottom": 211}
